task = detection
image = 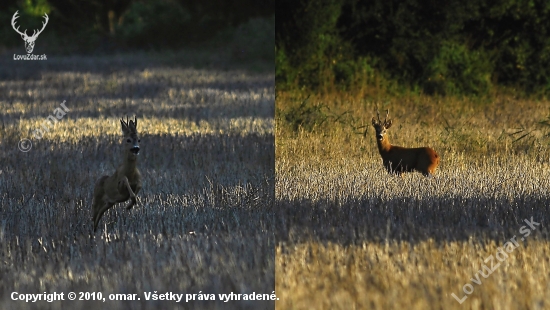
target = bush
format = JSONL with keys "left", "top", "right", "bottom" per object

{"left": 278, "top": 96, "right": 357, "bottom": 132}
{"left": 423, "top": 42, "right": 493, "bottom": 96}
{"left": 220, "top": 16, "right": 275, "bottom": 62}
{"left": 116, "top": 1, "right": 191, "bottom": 49}
{"left": 275, "top": 0, "right": 550, "bottom": 96}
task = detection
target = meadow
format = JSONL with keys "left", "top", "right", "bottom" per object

{"left": 0, "top": 51, "right": 274, "bottom": 310}
{"left": 275, "top": 92, "right": 550, "bottom": 309}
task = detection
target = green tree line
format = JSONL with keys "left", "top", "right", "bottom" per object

{"left": 276, "top": 0, "right": 550, "bottom": 96}
{"left": 1, "top": 0, "right": 273, "bottom": 56}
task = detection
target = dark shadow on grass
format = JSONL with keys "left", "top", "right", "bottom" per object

{"left": 0, "top": 52, "right": 274, "bottom": 81}
{"left": 0, "top": 61, "right": 274, "bottom": 123}
{"left": 1, "top": 132, "right": 274, "bottom": 199}
{"left": 62, "top": 101, "right": 273, "bottom": 122}
{"left": 276, "top": 195, "right": 550, "bottom": 246}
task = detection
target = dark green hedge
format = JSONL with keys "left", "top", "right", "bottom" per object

{"left": 1, "top": 0, "right": 273, "bottom": 53}
{"left": 276, "top": 0, "right": 550, "bottom": 95}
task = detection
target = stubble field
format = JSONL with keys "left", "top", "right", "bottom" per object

{"left": 0, "top": 52, "right": 274, "bottom": 310}
{"left": 275, "top": 93, "right": 550, "bottom": 309}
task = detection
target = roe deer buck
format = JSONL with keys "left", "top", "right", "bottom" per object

{"left": 92, "top": 117, "right": 142, "bottom": 232}
{"left": 371, "top": 110, "right": 439, "bottom": 176}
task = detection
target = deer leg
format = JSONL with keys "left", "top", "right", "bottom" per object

{"left": 91, "top": 199, "right": 100, "bottom": 223}
{"left": 127, "top": 184, "right": 142, "bottom": 210}
{"left": 126, "top": 198, "right": 137, "bottom": 210}
{"left": 121, "top": 177, "right": 138, "bottom": 210}
{"left": 93, "top": 202, "right": 114, "bottom": 232}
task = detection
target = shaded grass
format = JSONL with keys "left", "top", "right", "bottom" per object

{"left": 0, "top": 54, "right": 274, "bottom": 310}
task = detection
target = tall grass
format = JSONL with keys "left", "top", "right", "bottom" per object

{"left": 0, "top": 52, "right": 274, "bottom": 310}
{"left": 276, "top": 92, "right": 550, "bottom": 309}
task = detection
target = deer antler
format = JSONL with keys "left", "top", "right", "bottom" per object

{"left": 121, "top": 116, "right": 138, "bottom": 131}
{"left": 11, "top": 11, "right": 27, "bottom": 37}
{"left": 384, "top": 109, "right": 389, "bottom": 125}
{"left": 376, "top": 109, "right": 381, "bottom": 124}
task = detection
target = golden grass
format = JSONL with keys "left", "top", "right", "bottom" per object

{"left": 7, "top": 117, "right": 272, "bottom": 143}
{"left": 275, "top": 92, "right": 550, "bottom": 309}
{"left": 277, "top": 241, "right": 550, "bottom": 309}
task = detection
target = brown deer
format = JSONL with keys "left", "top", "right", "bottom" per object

{"left": 92, "top": 116, "right": 142, "bottom": 232}
{"left": 371, "top": 110, "right": 439, "bottom": 176}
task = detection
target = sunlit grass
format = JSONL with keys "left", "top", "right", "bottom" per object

{"left": 4, "top": 117, "right": 273, "bottom": 143}
{"left": 275, "top": 92, "right": 550, "bottom": 309}
{"left": 277, "top": 240, "right": 550, "bottom": 309}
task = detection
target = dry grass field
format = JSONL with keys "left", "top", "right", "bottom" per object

{"left": 275, "top": 92, "right": 550, "bottom": 309}
{"left": 0, "top": 52, "right": 274, "bottom": 310}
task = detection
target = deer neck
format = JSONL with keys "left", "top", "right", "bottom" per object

{"left": 377, "top": 136, "right": 392, "bottom": 153}
{"left": 121, "top": 151, "right": 138, "bottom": 174}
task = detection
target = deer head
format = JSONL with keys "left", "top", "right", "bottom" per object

{"left": 120, "top": 116, "right": 140, "bottom": 160}
{"left": 11, "top": 11, "right": 49, "bottom": 54}
{"left": 371, "top": 109, "right": 393, "bottom": 141}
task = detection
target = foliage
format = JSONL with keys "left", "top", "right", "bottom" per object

{"left": 21, "top": 0, "right": 51, "bottom": 16}
{"left": 278, "top": 95, "right": 357, "bottom": 132}
{"left": 276, "top": 0, "right": 348, "bottom": 90}
{"left": 214, "top": 15, "right": 275, "bottom": 62}
{"left": 116, "top": 1, "right": 191, "bottom": 48}
{"left": 424, "top": 42, "right": 494, "bottom": 95}
{"left": 276, "top": 0, "right": 550, "bottom": 96}
{"left": 0, "top": 0, "right": 274, "bottom": 53}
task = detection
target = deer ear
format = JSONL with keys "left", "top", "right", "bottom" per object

{"left": 385, "top": 119, "right": 392, "bottom": 129}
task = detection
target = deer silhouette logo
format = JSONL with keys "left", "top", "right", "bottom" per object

{"left": 11, "top": 11, "right": 49, "bottom": 54}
